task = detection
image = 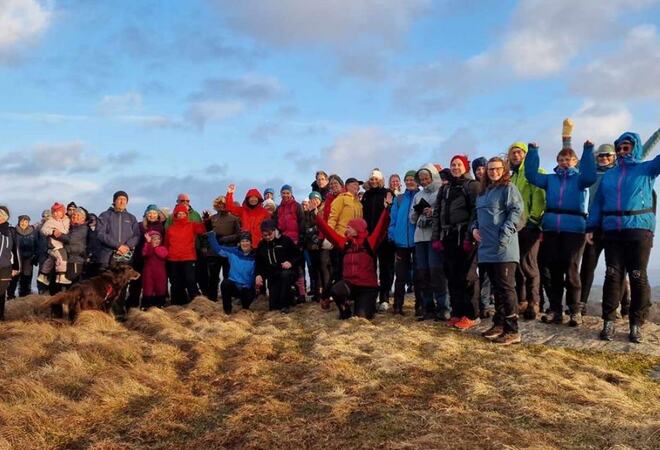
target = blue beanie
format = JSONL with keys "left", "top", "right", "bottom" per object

{"left": 471, "top": 157, "right": 487, "bottom": 174}
{"left": 280, "top": 184, "right": 293, "bottom": 193}
{"left": 144, "top": 204, "right": 159, "bottom": 216}
{"left": 309, "top": 191, "right": 322, "bottom": 201}
{"left": 264, "top": 188, "right": 275, "bottom": 195}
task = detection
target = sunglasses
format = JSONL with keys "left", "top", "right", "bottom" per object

{"left": 178, "top": 199, "right": 191, "bottom": 203}
{"left": 597, "top": 153, "right": 614, "bottom": 158}
{"left": 616, "top": 143, "right": 632, "bottom": 152}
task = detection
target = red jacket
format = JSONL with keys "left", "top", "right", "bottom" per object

{"left": 316, "top": 208, "right": 390, "bottom": 287}
{"left": 272, "top": 198, "right": 303, "bottom": 244}
{"left": 226, "top": 188, "right": 271, "bottom": 246}
{"left": 165, "top": 205, "right": 206, "bottom": 261}
{"left": 319, "top": 190, "right": 340, "bottom": 240}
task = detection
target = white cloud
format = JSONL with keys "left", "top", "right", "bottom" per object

{"left": 570, "top": 101, "right": 633, "bottom": 145}
{"left": 0, "top": 0, "right": 52, "bottom": 61}
{"left": 184, "top": 100, "right": 245, "bottom": 130}
{"left": 99, "top": 91, "right": 143, "bottom": 115}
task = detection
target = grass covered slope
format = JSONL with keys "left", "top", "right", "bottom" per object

{"left": 1, "top": 297, "right": 659, "bottom": 449}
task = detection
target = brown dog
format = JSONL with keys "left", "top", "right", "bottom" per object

{"left": 42, "top": 265, "right": 140, "bottom": 322}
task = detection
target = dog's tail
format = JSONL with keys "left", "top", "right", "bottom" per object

{"left": 41, "top": 291, "right": 79, "bottom": 309}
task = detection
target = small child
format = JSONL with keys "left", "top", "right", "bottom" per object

{"left": 141, "top": 230, "right": 168, "bottom": 309}
{"left": 38, "top": 203, "right": 71, "bottom": 285}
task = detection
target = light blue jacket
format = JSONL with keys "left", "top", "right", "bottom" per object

{"left": 472, "top": 184, "right": 523, "bottom": 263}
{"left": 388, "top": 189, "right": 418, "bottom": 248}
{"left": 525, "top": 142, "right": 597, "bottom": 233}
{"left": 587, "top": 132, "right": 660, "bottom": 234}
{"left": 207, "top": 232, "right": 255, "bottom": 289}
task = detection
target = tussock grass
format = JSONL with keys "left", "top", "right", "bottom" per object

{"left": 1, "top": 296, "right": 658, "bottom": 449}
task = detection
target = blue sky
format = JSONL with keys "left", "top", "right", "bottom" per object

{"left": 1, "top": 0, "right": 660, "bottom": 281}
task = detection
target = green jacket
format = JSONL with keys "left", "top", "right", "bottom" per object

{"left": 510, "top": 159, "right": 546, "bottom": 228}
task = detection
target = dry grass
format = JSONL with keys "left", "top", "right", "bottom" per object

{"left": 1, "top": 295, "right": 659, "bottom": 450}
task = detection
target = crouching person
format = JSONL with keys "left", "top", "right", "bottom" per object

{"left": 316, "top": 195, "right": 392, "bottom": 320}
{"left": 254, "top": 220, "right": 301, "bottom": 313}
{"left": 207, "top": 231, "right": 256, "bottom": 314}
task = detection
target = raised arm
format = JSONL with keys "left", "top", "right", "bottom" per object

{"left": 316, "top": 212, "right": 346, "bottom": 249}
{"left": 224, "top": 187, "right": 244, "bottom": 217}
{"left": 524, "top": 143, "right": 549, "bottom": 190}
{"left": 367, "top": 207, "right": 391, "bottom": 251}
{"left": 578, "top": 141, "right": 597, "bottom": 189}
{"left": 562, "top": 118, "right": 573, "bottom": 150}
{"left": 642, "top": 127, "right": 660, "bottom": 160}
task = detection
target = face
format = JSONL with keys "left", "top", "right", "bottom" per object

{"left": 390, "top": 176, "right": 401, "bottom": 190}
{"left": 487, "top": 161, "right": 505, "bottom": 182}
{"left": 418, "top": 171, "right": 432, "bottom": 188}
{"left": 88, "top": 217, "right": 97, "bottom": 228}
{"left": 368, "top": 176, "right": 381, "bottom": 188}
{"left": 114, "top": 196, "right": 128, "bottom": 211}
{"left": 151, "top": 235, "right": 162, "bottom": 246}
{"left": 264, "top": 192, "right": 274, "bottom": 200}
{"left": 616, "top": 141, "right": 633, "bottom": 158}
{"left": 52, "top": 210, "right": 65, "bottom": 220}
{"left": 404, "top": 176, "right": 418, "bottom": 190}
{"left": 346, "top": 182, "right": 360, "bottom": 195}
{"left": 450, "top": 159, "right": 466, "bottom": 177}
{"left": 475, "top": 166, "right": 486, "bottom": 181}
{"left": 557, "top": 154, "right": 578, "bottom": 169}
{"left": 67, "top": 206, "right": 76, "bottom": 216}
{"left": 146, "top": 211, "right": 159, "bottom": 222}
{"left": 509, "top": 148, "right": 525, "bottom": 166}
{"left": 19, "top": 219, "right": 29, "bottom": 229}
{"left": 329, "top": 179, "right": 342, "bottom": 194}
{"left": 316, "top": 173, "right": 328, "bottom": 188}
{"left": 280, "top": 190, "right": 292, "bottom": 202}
{"left": 248, "top": 196, "right": 259, "bottom": 206}
{"left": 0, "top": 215, "right": 6, "bottom": 225}
{"left": 175, "top": 211, "right": 187, "bottom": 219}
{"left": 262, "top": 229, "right": 275, "bottom": 241}
{"left": 71, "top": 212, "right": 86, "bottom": 225}
{"left": 239, "top": 239, "right": 252, "bottom": 252}
{"left": 596, "top": 153, "right": 615, "bottom": 167}
{"left": 177, "top": 196, "right": 191, "bottom": 210}
{"left": 214, "top": 201, "right": 226, "bottom": 212}
{"left": 309, "top": 198, "right": 321, "bottom": 209}
{"left": 302, "top": 199, "right": 310, "bottom": 210}
{"left": 264, "top": 204, "right": 276, "bottom": 213}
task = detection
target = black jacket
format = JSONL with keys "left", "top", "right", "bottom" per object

{"left": 255, "top": 233, "right": 301, "bottom": 279}
{"left": 361, "top": 187, "right": 392, "bottom": 233}
{"left": 15, "top": 226, "right": 37, "bottom": 262}
{"left": 432, "top": 177, "right": 480, "bottom": 241}
{"left": 0, "top": 223, "right": 20, "bottom": 271}
{"left": 59, "top": 223, "right": 88, "bottom": 264}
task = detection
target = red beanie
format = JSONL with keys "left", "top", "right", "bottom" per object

{"left": 51, "top": 202, "right": 65, "bottom": 214}
{"left": 451, "top": 155, "right": 470, "bottom": 173}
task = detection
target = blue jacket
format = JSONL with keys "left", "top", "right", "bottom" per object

{"left": 388, "top": 189, "right": 417, "bottom": 248}
{"left": 587, "top": 132, "right": 660, "bottom": 234}
{"left": 525, "top": 142, "right": 597, "bottom": 233}
{"left": 207, "top": 232, "right": 255, "bottom": 289}
{"left": 472, "top": 184, "right": 523, "bottom": 264}
{"left": 96, "top": 208, "right": 140, "bottom": 266}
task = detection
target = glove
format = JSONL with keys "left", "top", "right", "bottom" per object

{"left": 431, "top": 240, "right": 443, "bottom": 252}
{"left": 562, "top": 118, "right": 574, "bottom": 137}
{"left": 462, "top": 240, "right": 474, "bottom": 253}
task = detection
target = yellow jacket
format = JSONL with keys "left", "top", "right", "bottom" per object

{"left": 328, "top": 192, "right": 363, "bottom": 235}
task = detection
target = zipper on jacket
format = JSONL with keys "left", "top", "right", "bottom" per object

{"left": 557, "top": 173, "right": 566, "bottom": 232}
{"left": 617, "top": 164, "right": 626, "bottom": 231}
{"left": 118, "top": 212, "right": 123, "bottom": 245}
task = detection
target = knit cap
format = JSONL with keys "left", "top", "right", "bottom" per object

{"left": 280, "top": 184, "right": 293, "bottom": 193}
{"left": 451, "top": 155, "right": 470, "bottom": 173}
{"left": 144, "top": 204, "right": 159, "bottom": 216}
{"left": 309, "top": 191, "right": 322, "bottom": 201}
{"left": 260, "top": 219, "right": 277, "bottom": 232}
{"left": 264, "top": 188, "right": 275, "bottom": 196}
{"left": 596, "top": 143, "right": 615, "bottom": 155}
{"left": 113, "top": 190, "right": 129, "bottom": 202}
{"left": 369, "top": 168, "right": 384, "bottom": 180}
{"left": 239, "top": 231, "right": 252, "bottom": 242}
{"left": 404, "top": 170, "right": 417, "bottom": 179}
{"left": 51, "top": 202, "right": 65, "bottom": 214}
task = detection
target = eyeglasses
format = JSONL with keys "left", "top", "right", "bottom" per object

{"left": 616, "top": 143, "right": 632, "bottom": 152}
{"left": 178, "top": 199, "right": 190, "bottom": 203}
{"left": 487, "top": 166, "right": 504, "bottom": 171}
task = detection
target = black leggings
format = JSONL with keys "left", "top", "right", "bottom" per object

{"left": 267, "top": 270, "right": 297, "bottom": 310}
{"left": 0, "top": 266, "right": 12, "bottom": 320}
{"left": 330, "top": 280, "right": 378, "bottom": 320}
{"left": 220, "top": 279, "right": 255, "bottom": 314}
{"left": 168, "top": 261, "right": 199, "bottom": 305}
{"left": 541, "top": 232, "right": 585, "bottom": 315}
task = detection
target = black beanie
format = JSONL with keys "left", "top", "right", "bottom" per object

{"left": 260, "top": 219, "right": 277, "bottom": 232}
{"left": 67, "top": 201, "right": 77, "bottom": 209}
{"left": 113, "top": 191, "right": 129, "bottom": 202}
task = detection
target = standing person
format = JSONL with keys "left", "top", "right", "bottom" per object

{"left": 316, "top": 198, "right": 392, "bottom": 320}
{"left": 8, "top": 215, "right": 37, "bottom": 298}
{"left": 225, "top": 184, "right": 271, "bottom": 247}
{"left": 206, "top": 196, "right": 241, "bottom": 301}
{"left": 303, "top": 192, "right": 326, "bottom": 301}
{"left": 412, "top": 164, "right": 449, "bottom": 320}
{"left": 508, "top": 142, "right": 547, "bottom": 320}
{"left": 128, "top": 204, "right": 165, "bottom": 308}
{"left": 84, "top": 213, "right": 103, "bottom": 279}
{"left": 432, "top": 155, "right": 481, "bottom": 330}
{"left": 361, "top": 169, "right": 395, "bottom": 311}
{"left": 319, "top": 174, "right": 345, "bottom": 308}
{"left": 471, "top": 157, "right": 495, "bottom": 318}
{"left": 588, "top": 132, "right": 659, "bottom": 343}
{"left": 388, "top": 170, "right": 421, "bottom": 315}
{"left": 35, "top": 210, "right": 51, "bottom": 294}
{"left": 141, "top": 231, "right": 169, "bottom": 309}
{"left": 311, "top": 171, "right": 330, "bottom": 200}
{"left": 96, "top": 191, "right": 140, "bottom": 269}
{"left": 525, "top": 141, "right": 597, "bottom": 327}
{"left": 207, "top": 231, "right": 256, "bottom": 314}
{"left": 389, "top": 173, "right": 403, "bottom": 196}
{"left": 272, "top": 185, "right": 305, "bottom": 303}
{"left": 38, "top": 203, "right": 71, "bottom": 286}
{"left": 0, "top": 206, "right": 20, "bottom": 321}
{"left": 66, "top": 202, "right": 77, "bottom": 219}
{"left": 59, "top": 208, "right": 88, "bottom": 284}
{"left": 263, "top": 188, "right": 275, "bottom": 202}
{"left": 254, "top": 220, "right": 301, "bottom": 313}
{"left": 472, "top": 157, "right": 524, "bottom": 344}
{"left": 165, "top": 204, "right": 207, "bottom": 305}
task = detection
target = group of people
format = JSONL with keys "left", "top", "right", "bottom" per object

{"left": 0, "top": 120, "right": 658, "bottom": 346}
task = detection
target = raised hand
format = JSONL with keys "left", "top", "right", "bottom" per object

{"left": 227, "top": 184, "right": 236, "bottom": 194}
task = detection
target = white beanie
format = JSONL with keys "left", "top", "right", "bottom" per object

{"left": 369, "top": 168, "right": 384, "bottom": 180}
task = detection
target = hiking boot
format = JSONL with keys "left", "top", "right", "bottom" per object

{"left": 482, "top": 324, "right": 504, "bottom": 340}
{"left": 580, "top": 302, "right": 588, "bottom": 316}
{"left": 435, "top": 309, "right": 451, "bottom": 322}
{"left": 378, "top": 302, "right": 390, "bottom": 313}
{"left": 56, "top": 274, "right": 72, "bottom": 285}
{"left": 417, "top": 312, "right": 434, "bottom": 322}
{"left": 453, "top": 316, "right": 480, "bottom": 331}
{"left": 568, "top": 312, "right": 583, "bottom": 327}
{"left": 600, "top": 321, "right": 615, "bottom": 341}
{"left": 493, "top": 331, "right": 521, "bottom": 345}
{"left": 523, "top": 303, "right": 539, "bottom": 321}
{"left": 542, "top": 311, "right": 563, "bottom": 324}
{"left": 37, "top": 273, "right": 50, "bottom": 285}
{"left": 479, "top": 307, "right": 495, "bottom": 319}
{"left": 629, "top": 324, "right": 642, "bottom": 344}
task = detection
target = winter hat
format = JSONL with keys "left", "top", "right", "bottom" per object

{"left": 439, "top": 168, "right": 452, "bottom": 182}
{"left": 369, "top": 168, "right": 384, "bottom": 180}
{"left": 260, "top": 219, "right": 277, "bottom": 232}
{"left": 51, "top": 202, "right": 65, "bottom": 214}
{"left": 328, "top": 174, "right": 344, "bottom": 187}
{"left": 562, "top": 118, "right": 574, "bottom": 137}
{"left": 508, "top": 142, "right": 528, "bottom": 154}
{"left": 0, "top": 206, "right": 9, "bottom": 221}
{"left": 41, "top": 210, "right": 51, "bottom": 219}
{"left": 433, "top": 163, "right": 443, "bottom": 172}
{"left": 471, "top": 157, "right": 488, "bottom": 174}
{"left": 239, "top": 231, "right": 252, "bottom": 242}
{"left": 113, "top": 190, "right": 129, "bottom": 202}
{"left": 596, "top": 143, "right": 616, "bottom": 155}
{"left": 347, "top": 218, "right": 368, "bottom": 234}
{"left": 67, "top": 201, "right": 77, "bottom": 209}
{"left": 173, "top": 204, "right": 188, "bottom": 216}
{"left": 264, "top": 188, "right": 275, "bottom": 196}
{"left": 451, "top": 155, "right": 470, "bottom": 173}
{"left": 147, "top": 230, "right": 162, "bottom": 239}
{"left": 309, "top": 191, "right": 322, "bottom": 201}
{"left": 280, "top": 184, "right": 293, "bottom": 193}
{"left": 144, "top": 204, "right": 159, "bottom": 216}
{"left": 404, "top": 170, "right": 417, "bottom": 179}
{"left": 18, "top": 214, "right": 30, "bottom": 223}
{"left": 263, "top": 198, "right": 276, "bottom": 209}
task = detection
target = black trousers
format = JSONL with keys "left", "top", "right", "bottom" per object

{"left": 322, "top": 248, "right": 343, "bottom": 300}
{"left": 580, "top": 231, "right": 630, "bottom": 307}
{"left": 602, "top": 236, "right": 652, "bottom": 325}
{"left": 515, "top": 227, "right": 541, "bottom": 305}
{"left": 169, "top": 261, "right": 199, "bottom": 305}
{"left": 377, "top": 240, "right": 395, "bottom": 303}
{"left": 330, "top": 279, "right": 378, "bottom": 320}
{"left": 541, "top": 232, "right": 585, "bottom": 315}
{"left": 207, "top": 255, "right": 229, "bottom": 301}
{"left": 443, "top": 232, "right": 480, "bottom": 320}
{"left": 393, "top": 247, "right": 421, "bottom": 311}
{"left": 195, "top": 256, "right": 209, "bottom": 297}
{"left": 220, "top": 278, "right": 255, "bottom": 314}
{"left": 267, "top": 269, "right": 297, "bottom": 310}
{"left": 482, "top": 262, "right": 519, "bottom": 333}
{"left": 0, "top": 266, "right": 12, "bottom": 320}
{"left": 142, "top": 295, "right": 166, "bottom": 309}
{"left": 8, "top": 258, "right": 34, "bottom": 298}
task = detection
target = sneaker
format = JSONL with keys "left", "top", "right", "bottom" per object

{"left": 493, "top": 331, "right": 522, "bottom": 345}
{"left": 378, "top": 302, "right": 390, "bottom": 312}
{"left": 542, "top": 311, "right": 563, "bottom": 324}
{"left": 479, "top": 308, "right": 495, "bottom": 319}
{"left": 56, "top": 274, "right": 73, "bottom": 285}
{"left": 453, "top": 316, "right": 480, "bottom": 331}
{"left": 447, "top": 316, "right": 461, "bottom": 327}
{"left": 600, "top": 321, "right": 615, "bottom": 341}
{"left": 568, "top": 312, "right": 583, "bottom": 327}
{"left": 580, "top": 302, "right": 588, "bottom": 316}
{"left": 629, "top": 324, "right": 642, "bottom": 344}
{"left": 435, "top": 309, "right": 451, "bottom": 322}
{"left": 482, "top": 324, "right": 504, "bottom": 340}
{"left": 37, "top": 273, "right": 50, "bottom": 285}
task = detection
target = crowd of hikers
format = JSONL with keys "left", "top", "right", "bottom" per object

{"left": 0, "top": 121, "right": 658, "bottom": 346}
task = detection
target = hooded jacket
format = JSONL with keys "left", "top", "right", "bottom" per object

{"left": 587, "top": 131, "right": 660, "bottom": 237}
{"left": 0, "top": 223, "right": 20, "bottom": 271}
{"left": 207, "top": 232, "right": 255, "bottom": 289}
{"left": 388, "top": 188, "right": 418, "bottom": 248}
{"left": 272, "top": 197, "right": 304, "bottom": 244}
{"left": 41, "top": 216, "right": 70, "bottom": 250}
{"left": 328, "top": 191, "right": 363, "bottom": 236}
{"left": 142, "top": 240, "right": 168, "bottom": 297}
{"left": 472, "top": 183, "right": 524, "bottom": 263}
{"left": 226, "top": 189, "right": 271, "bottom": 246}
{"left": 508, "top": 141, "right": 546, "bottom": 228}
{"left": 165, "top": 205, "right": 206, "bottom": 261}
{"left": 411, "top": 163, "right": 442, "bottom": 243}
{"left": 361, "top": 186, "right": 391, "bottom": 233}
{"left": 311, "top": 180, "right": 330, "bottom": 201}
{"left": 97, "top": 207, "right": 140, "bottom": 265}
{"left": 525, "top": 142, "right": 597, "bottom": 233}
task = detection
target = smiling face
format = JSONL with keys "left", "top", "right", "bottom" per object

{"left": 597, "top": 152, "right": 615, "bottom": 167}
{"left": 248, "top": 196, "right": 259, "bottom": 206}
{"left": 19, "top": 218, "right": 29, "bottom": 230}
{"left": 146, "top": 210, "right": 159, "bottom": 222}
{"left": 450, "top": 159, "right": 466, "bottom": 177}
{"left": 616, "top": 141, "right": 633, "bottom": 158}
{"left": 239, "top": 239, "right": 252, "bottom": 252}
{"left": 487, "top": 161, "right": 505, "bottom": 182}
{"left": 557, "top": 154, "right": 578, "bottom": 169}
{"left": 151, "top": 234, "right": 162, "bottom": 247}
{"left": 508, "top": 148, "right": 525, "bottom": 166}
{"left": 329, "top": 179, "right": 343, "bottom": 194}
{"left": 280, "top": 190, "right": 292, "bottom": 202}
{"left": 52, "top": 209, "right": 65, "bottom": 220}
{"left": 346, "top": 182, "right": 360, "bottom": 196}
{"left": 389, "top": 175, "right": 401, "bottom": 191}
{"left": 418, "top": 170, "right": 432, "bottom": 188}
{"left": 404, "top": 175, "right": 418, "bottom": 191}
{"left": 474, "top": 166, "right": 486, "bottom": 181}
